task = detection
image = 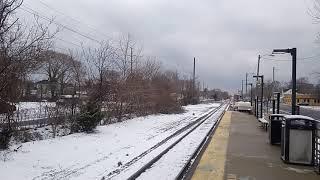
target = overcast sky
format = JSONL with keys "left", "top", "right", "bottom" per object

{"left": 21, "top": 0, "right": 320, "bottom": 92}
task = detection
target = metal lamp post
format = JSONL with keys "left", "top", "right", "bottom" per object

{"left": 272, "top": 48, "right": 297, "bottom": 115}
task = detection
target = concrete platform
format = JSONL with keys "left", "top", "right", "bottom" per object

{"left": 192, "top": 111, "right": 319, "bottom": 180}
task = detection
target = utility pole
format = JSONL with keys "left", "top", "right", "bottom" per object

{"left": 261, "top": 76, "right": 264, "bottom": 118}
{"left": 130, "top": 47, "right": 133, "bottom": 74}
{"left": 273, "top": 48, "right": 297, "bottom": 115}
{"left": 246, "top": 73, "right": 248, "bottom": 95}
{"left": 193, "top": 57, "right": 196, "bottom": 89}
{"left": 193, "top": 57, "right": 196, "bottom": 103}
{"left": 202, "top": 81, "right": 205, "bottom": 99}
{"left": 272, "top": 66, "right": 275, "bottom": 82}
{"left": 241, "top": 80, "right": 244, "bottom": 100}
{"left": 256, "top": 55, "right": 261, "bottom": 102}
{"left": 257, "top": 55, "right": 261, "bottom": 78}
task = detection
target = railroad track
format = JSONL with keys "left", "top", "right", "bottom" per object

{"left": 103, "top": 102, "right": 228, "bottom": 180}
{"left": 175, "top": 104, "right": 228, "bottom": 180}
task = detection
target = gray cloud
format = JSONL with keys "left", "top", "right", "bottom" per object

{"left": 22, "top": 0, "right": 320, "bottom": 92}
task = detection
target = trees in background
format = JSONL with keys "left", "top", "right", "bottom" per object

{"left": 0, "top": 1, "right": 204, "bottom": 148}
{"left": 19, "top": 34, "right": 196, "bottom": 135}
{"left": 81, "top": 49, "right": 185, "bottom": 123}
{"left": 282, "top": 77, "right": 316, "bottom": 94}
{"left": 205, "top": 89, "right": 229, "bottom": 101}
{"left": 0, "top": 0, "right": 56, "bottom": 103}
{"left": 41, "top": 51, "right": 73, "bottom": 100}
{"left": 315, "top": 83, "right": 320, "bottom": 99}
{"left": 0, "top": 0, "right": 56, "bottom": 149}
{"left": 296, "top": 77, "right": 315, "bottom": 94}
{"left": 76, "top": 35, "right": 198, "bottom": 123}
{"left": 250, "top": 77, "right": 320, "bottom": 101}
{"left": 263, "top": 80, "right": 282, "bottom": 99}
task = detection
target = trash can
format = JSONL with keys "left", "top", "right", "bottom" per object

{"left": 281, "top": 115, "right": 317, "bottom": 165}
{"left": 269, "top": 114, "right": 285, "bottom": 145}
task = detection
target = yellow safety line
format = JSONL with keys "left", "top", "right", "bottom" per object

{"left": 192, "top": 111, "right": 232, "bottom": 180}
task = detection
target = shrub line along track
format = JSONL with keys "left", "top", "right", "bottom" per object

{"left": 124, "top": 103, "right": 228, "bottom": 180}
{"left": 104, "top": 103, "right": 225, "bottom": 180}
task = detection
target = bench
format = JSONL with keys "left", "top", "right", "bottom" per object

{"left": 258, "top": 118, "right": 269, "bottom": 131}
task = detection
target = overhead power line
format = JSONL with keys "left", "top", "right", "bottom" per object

{"left": 35, "top": 0, "right": 112, "bottom": 40}
{"left": 298, "top": 54, "right": 320, "bottom": 60}
{"left": 20, "top": 5, "right": 102, "bottom": 44}
{"left": 261, "top": 57, "right": 291, "bottom": 62}
{"left": 56, "top": 37, "right": 82, "bottom": 48}
{"left": 262, "top": 54, "right": 320, "bottom": 62}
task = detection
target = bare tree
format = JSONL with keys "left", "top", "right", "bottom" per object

{"left": 0, "top": 0, "right": 56, "bottom": 101}
{"left": 308, "top": 1, "right": 320, "bottom": 23}
{"left": 139, "top": 57, "right": 161, "bottom": 80}
{"left": 315, "top": 81, "right": 320, "bottom": 98}
{"left": 0, "top": 0, "right": 56, "bottom": 143}
{"left": 296, "top": 77, "right": 315, "bottom": 94}
{"left": 41, "top": 50, "right": 72, "bottom": 99}
{"left": 46, "top": 104, "right": 65, "bottom": 138}
{"left": 307, "top": 1, "right": 320, "bottom": 91}
{"left": 114, "top": 34, "right": 142, "bottom": 78}
{"left": 69, "top": 51, "right": 85, "bottom": 97}
{"left": 82, "top": 41, "right": 115, "bottom": 106}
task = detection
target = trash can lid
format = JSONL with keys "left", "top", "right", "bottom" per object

{"left": 284, "top": 115, "right": 315, "bottom": 121}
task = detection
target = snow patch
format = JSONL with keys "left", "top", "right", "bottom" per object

{"left": 0, "top": 103, "right": 221, "bottom": 180}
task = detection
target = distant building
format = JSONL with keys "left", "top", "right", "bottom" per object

{"left": 282, "top": 89, "right": 320, "bottom": 106}
{"left": 36, "top": 80, "right": 58, "bottom": 99}
{"left": 233, "top": 94, "right": 241, "bottom": 102}
{"left": 21, "top": 80, "right": 89, "bottom": 102}
{"left": 21, "top": 80, "right": 38, "bottom": 101}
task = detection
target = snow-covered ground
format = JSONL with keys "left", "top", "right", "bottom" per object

{"left": 13, "top": 102, "right": 56, "bottom": 121}
{"left": 17, "top": 102, "right": 56, "bottom": 110}
{"left": 300, "top": 106, "right": 320, "bottom": 111}
{"left": 0, "top": 102, "right": 221, "bottom": 180}
{"left": 128, "top": 104, "right": 227, "bottom": 180}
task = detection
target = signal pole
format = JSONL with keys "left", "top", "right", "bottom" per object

{"left": 248, "top": 83, "right": 253, "bottom": 106}
{"left": 253, "top": 75, "right": 264, "bottom": 118}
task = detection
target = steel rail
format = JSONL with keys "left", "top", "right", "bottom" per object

{"left": 126, "top": 103, "right": 228, "bottom": 180}
{"left": 176, "top": 104, "right": 229, "bottom": 179}
{"left": 104, "top": 104, "right": 224, "bottom": 179}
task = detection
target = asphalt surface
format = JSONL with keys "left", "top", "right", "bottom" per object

{"left": 280, "top": 104, "right": 320, "bottom": 120}
{"left": 192, "top": 111, "right": 319, "bottom": 180}
{"left": 225, "top": 112, "right": 318, "bottom": 180}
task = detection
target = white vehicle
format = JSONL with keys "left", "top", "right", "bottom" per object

{"left": 234, "top": 101, "right": 252, "bottom": 113}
